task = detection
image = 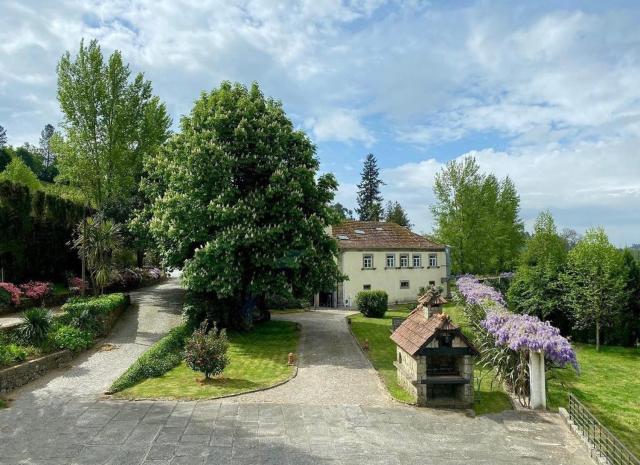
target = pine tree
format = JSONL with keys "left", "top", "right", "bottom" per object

{"left": 384, "top": 201, "right": 412, "bottom": 228}
{"left": 0, "top": 125, "right": 6, "bottom": 148}
{"left": 356, "top": 153, "right": 384, "bottom": 221}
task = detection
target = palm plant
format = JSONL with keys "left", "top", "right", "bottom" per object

{"left": 18, "top": 308, "right": 53, "bottom": 345}
{"left": 71, "top": 215, "right": 123, "bottom": 295}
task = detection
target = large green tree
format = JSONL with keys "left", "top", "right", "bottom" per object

{"left": 616, "top": 249, "right": 640, "bottom": 346}
{"left": 54, "top": 39, "right": 170, "bottom": 211}
{"left": 431, "top": 156, "right": 524, "bottom": 274}
{"left": 507, "top": 211, "right": 568, "bottom": 327}
{"left": 145, "top": 82, "right": 343, "bottom": 329}
{"left": 384, "top": 201, "right": 412, "bottom": 228}
{"left": 356, "top": 153, "right": 384, "bottom": 221}
{"left": 562, "top": 227, "right": 627, "bottom": 350}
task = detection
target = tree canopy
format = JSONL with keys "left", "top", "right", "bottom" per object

{"left": 431, "top": 156, "right": 524, "bottom": 274}
{"left": 0, "top": 157, "right": 40, "bottom": 191}
{"left": 356, "top": 153, "right": 384, "bottom": 221}
{"left": 384, "top": 201, "right": 412, "bottom": 228}
{"left": 54, "top": 39, "right": 170, "bottom": 210}
{"left": 144, "top": 81, "right": 343, "bottom": 329}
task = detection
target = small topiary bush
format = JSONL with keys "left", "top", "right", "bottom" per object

{"left": 17, "top": 308, "right": 53, "bottom": 344}
{"left": 0, "top": 343, "right": 28, "bottom": 368}
{"left": 184, "top": 320, "right": 230, "bottom": 379}
{"left": 49, "top": 325, "right": 93, "bottom": 352}
{"left": 356, "top": 290, "right": 388, "bottom": 318}
{"left": 109, "top": 324, "right": 191, "bottom": 393}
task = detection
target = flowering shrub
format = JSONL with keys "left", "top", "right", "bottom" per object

{"left": 184, "top": 320, "right": 230, "bottom": 379}
{"left": 0, "top": 282, "right": 22, "bottom": 305}
{"left": 68, "top": 276, "right": 88, "bottom": 294}
{"left": 145, "top": 267, "right": 162, "bottom": 280}
{"left": 482, "top": 312, "right": 578, "bottom": 370}
{"left": 19, "top": 281, "right": 52, "bottom": 303}
{"left": 456, "top": 275, "right": 506, "bottom": 307}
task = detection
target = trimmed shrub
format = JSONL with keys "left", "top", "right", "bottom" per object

{"left": 17, "top": 307, "right": 53, "bottom": 344}
{"left": 0, "top": 282, "right": 21, "bottom": 306}
{"left": 49, "top": 325, "right": 93, "bottom": 352}
{"left": 19, "top": 281, "right": 52, "bottom": 303}
{"left": 63, "top": 293, "right": 128, "bottom": 334}
{"left": 108, "top": 324, "right": 191, "bottom": 393}
{"left": 356, "top": 290, "right": 388, "bottom": 318}
{"left": 0, "top": 343, "right": 28, "bottom": 368}
{"left": 184, "top": 321, "right": 229, "bottom": 379}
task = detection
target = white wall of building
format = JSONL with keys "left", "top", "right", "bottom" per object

{"left": 339, "top": 249, "right": 448, "bottom": 306}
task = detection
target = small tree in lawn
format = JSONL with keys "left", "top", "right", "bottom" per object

{"left": 184, "top": 321, "right": 230, "bottom": 380}
{"left": 563, "top": 227, "right": 626, "bottom": 350}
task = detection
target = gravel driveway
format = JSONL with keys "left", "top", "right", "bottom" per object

{"left": 8, "top": 276, "right": 183, "bottom": 402}
{"left": 221, "top": 310, "right": 394, "bottom": 407}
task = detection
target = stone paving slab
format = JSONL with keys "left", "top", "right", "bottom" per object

{"left": 0, "top": 399, "right": 593, "bottom": 465}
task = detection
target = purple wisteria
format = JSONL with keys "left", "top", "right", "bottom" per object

{"left": 456, "top": 275, "right": 579, "bottom": 371}
{"left": 456, "top": 275, "right": 506, "bottom": 307}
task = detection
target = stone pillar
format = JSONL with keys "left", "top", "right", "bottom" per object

{"left": 529, "top": 350, "right": 546, "bottom": 410}
{"left": 313, "top": 293, "right": 319, "bottom": 309}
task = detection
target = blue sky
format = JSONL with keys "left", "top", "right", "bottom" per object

{"left": 1, "top": 0, "right": 639, "bottom": 245}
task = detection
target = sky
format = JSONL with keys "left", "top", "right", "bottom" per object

{"left": 1, "top": 0, "right": 639, "bottom": 246}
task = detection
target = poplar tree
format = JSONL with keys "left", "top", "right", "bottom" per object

{"left": 356, "top": 153, "right": 384, "bottom": 221}
{"left": 0, "top": 125, "right": 6, "bottom": 148}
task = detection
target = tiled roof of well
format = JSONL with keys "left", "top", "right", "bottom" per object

{"left": 417, "top": 288, "right": 448, "bottom": 306}
{"left": 332, "top": 221, "right": 445, "bottom": 250}
{"left": 390, "top": 311, "right": 460, "bottom": 356}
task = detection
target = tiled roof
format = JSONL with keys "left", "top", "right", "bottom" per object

{"left": 417, "top": 288, "right": 448, "bottom": 306}
{"left": 332, "top": 221, "right": 445, "bottom": 250}
{"left": 391, "top": 311, "right": 461, "bottom": 356}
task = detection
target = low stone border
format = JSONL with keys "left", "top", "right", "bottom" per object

{"left": 0, "top": 350, "right": 73, "bottom": 394}
{"left": 0, "top": 297, "right": 130, "bottom": 395}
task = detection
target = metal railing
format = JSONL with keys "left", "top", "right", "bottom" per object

{"left": 567, "top": 394, "right": 639, "bottom": 465}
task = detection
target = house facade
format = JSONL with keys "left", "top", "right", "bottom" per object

{"left": 320, "top": 221, "right": 449, "bottom": 307}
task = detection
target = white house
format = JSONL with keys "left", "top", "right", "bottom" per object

{"left": 317, "top": 221, "right": 450, "bottom": 307}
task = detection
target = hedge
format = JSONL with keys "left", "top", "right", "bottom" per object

{"left": 0, "top": 180, "right": 85, "bottom": 282}
{"left": 62, "top": 293, "right": 129, "bottom": 336}
{"left": 356, "top": 290, "right": 388, "bottom": 318}
{"left": 108, "top": 323, "right": 192, "bottom": 393}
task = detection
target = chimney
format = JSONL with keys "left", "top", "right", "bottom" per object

{"left": 424, "top": 303, "right": 442, "bottom": 319}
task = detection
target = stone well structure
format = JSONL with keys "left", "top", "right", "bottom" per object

{"left": 390, "top": 292, "right": 478, "bottom": 408}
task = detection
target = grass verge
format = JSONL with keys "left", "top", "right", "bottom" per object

{"left": 348, "top": 304, "right": 512, "bottom": 414}
{"left": 547, "top": 344, "right": 640, "bottom": 457}
{"left": 114, "top": 320, "right": 300, "bottom": 400}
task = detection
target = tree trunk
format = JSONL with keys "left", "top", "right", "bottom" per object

{"left": 239, "top": 294, "right": 256, "bottom": 331}
{"left": 596, "top": 320, "right": 600, "bottom": 351}
{"left": 136, "top": 249, "right": 144, "bottom": 268}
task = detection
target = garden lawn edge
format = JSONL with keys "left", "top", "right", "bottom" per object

{"left": 345, "top": 315, "right": 408, "bottom": 406}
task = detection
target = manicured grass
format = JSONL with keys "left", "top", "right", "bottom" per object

{"left": 349, "top": 303, "right": 512, "bottom": 414}
{"left": 547, "top": 344, "right": 640, "bottom": 457}
{"left": 115, "top": 320, "right": 300, "bottom": 400}
{"left": 269, "top": 308, "right": 307, "bottom": 314}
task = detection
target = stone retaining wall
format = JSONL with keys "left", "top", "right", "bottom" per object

{"left": 0, "top": 350, "right": 73, "bottom": 394}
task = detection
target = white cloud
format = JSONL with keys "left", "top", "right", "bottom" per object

{"left": 307, "top": 110, "right": 375, "bottom": 145}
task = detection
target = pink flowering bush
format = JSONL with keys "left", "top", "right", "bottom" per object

{"left": 68, "top": 276, "right": 88, "bottom": 293}
{"left": 19, "top": 281, "right": 52, "bottom": 303}
{"left": 0, "top": 282, "right": 22, "bottom": 305}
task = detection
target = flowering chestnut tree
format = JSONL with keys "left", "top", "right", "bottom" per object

{"left": 144, "top": 82, "right": 343, "bottom": 329}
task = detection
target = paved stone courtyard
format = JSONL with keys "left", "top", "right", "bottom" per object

{"left": 0, "top": 397, "right": 593, "bottom": 465}
{"left": 0, "top": 286, "right": 594, "bottom": 464}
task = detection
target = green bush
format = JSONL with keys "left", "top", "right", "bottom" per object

{"left": 17, "top": 308, "right": 53, "bottom": 344}
{"left": 0, "top": 343, "right": 28, "bottom": 367}
{"left": 184, "top": 321, "right": 229, "bottom": 379}
{"left": 108, "top": 324, "right": 191, "bottom": 393}
{"left": 49, "top": 325, "right": 93, "bottom": 352}
{"left": 63, "top": 293, "right": 128, "bottom": 334}
{"left": 356, "top": 290, "right": 388, "bottom": 318}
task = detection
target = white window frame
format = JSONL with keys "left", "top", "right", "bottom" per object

{"left": 363, "top": 254, "right": 373, "bottom": 269}
{"left": 429, "top": 253, "right": 438, "bottom": 267}
{"left": 386, "top": 253, "right": 396, "bottom": 268}
{"left": 399, "top": 254, "right": 409, "bottom": 268}
{"left": 400, "top": 280, "right": 410, "bottom": 289}
{"left": 412, "top": 254, "right": 422, "bottom": 268}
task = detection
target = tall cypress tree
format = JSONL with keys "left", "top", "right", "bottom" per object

{"left": 356, "top": 153, "right": 384, "bottom": 221}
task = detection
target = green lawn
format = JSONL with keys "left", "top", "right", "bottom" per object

{"left": 348, "top": 304, "right": 512, "bottom": 414}
{"left": 547, "top": 344, "right": 640, "bottom": 457}
{"left": 115, "top": 320, "right": 300, "bottom": 400}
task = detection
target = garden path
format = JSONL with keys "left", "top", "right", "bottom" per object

{"left": 7, "top": 275, "right": 183, "bottom": 402}
{"left": 220, "top": 309, "right": 395, "bottom": 407}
